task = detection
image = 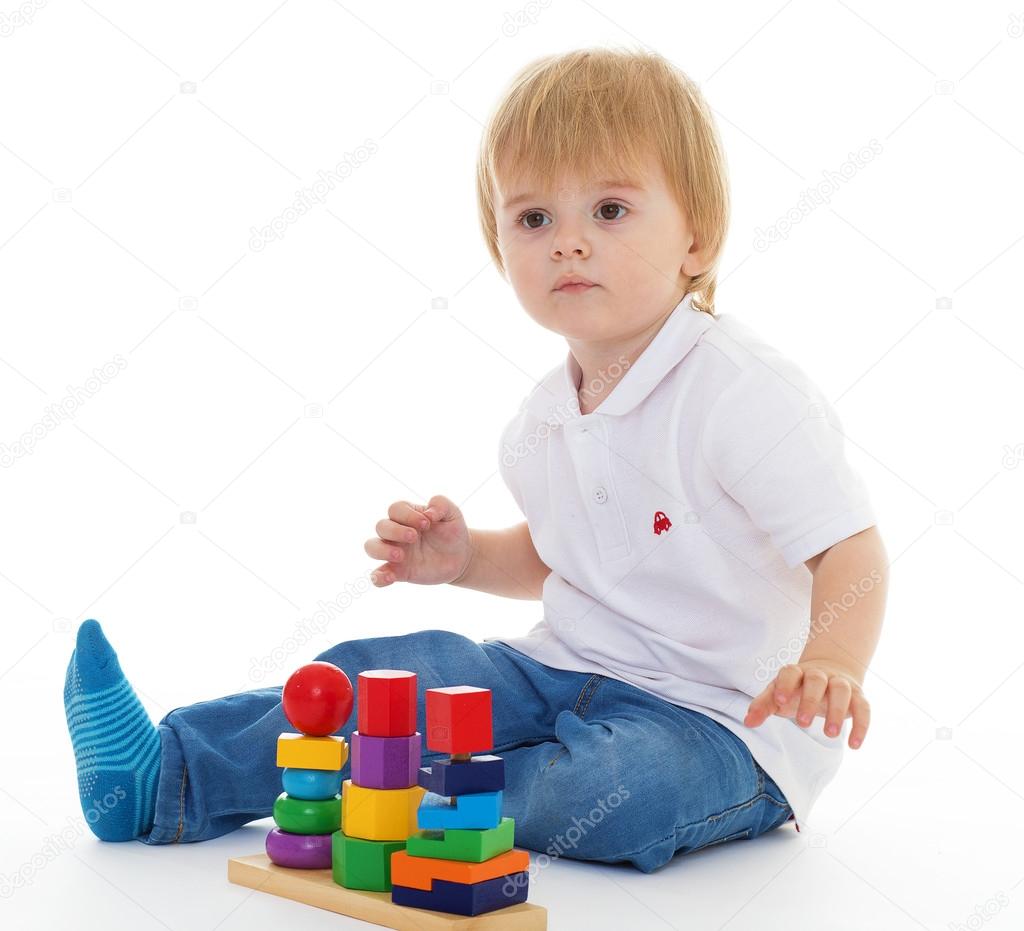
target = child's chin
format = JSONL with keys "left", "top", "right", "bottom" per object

{"left": 526, "top": 299, "right": 611, "bottom": 339}
{"left": 550, "top": 317, "right": 610, "bottom": 340}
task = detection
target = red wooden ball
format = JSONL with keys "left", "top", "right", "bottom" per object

{"left": 282, "top": 662, "right": 354, "bottom": 736}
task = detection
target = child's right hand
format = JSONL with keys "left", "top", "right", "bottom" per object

{"left": 365, "top": 495, "right": 473, "bottom": 587}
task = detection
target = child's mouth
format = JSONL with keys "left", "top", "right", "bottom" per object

{"left": 556, "top": 283, "right": 596, "bottom": 294}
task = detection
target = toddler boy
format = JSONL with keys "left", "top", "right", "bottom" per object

{"left": 65, "top": 48, "right": 887, "bottom": 873}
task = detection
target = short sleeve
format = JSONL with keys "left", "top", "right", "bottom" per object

{"left": 700, "top": 359, "right": 876, "bottom": 569}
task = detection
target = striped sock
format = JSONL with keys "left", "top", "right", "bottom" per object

{"left": 63, "top": 619, "right": 161, "bottom": 841}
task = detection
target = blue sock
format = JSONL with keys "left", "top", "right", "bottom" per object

{"left": 63, "top": 619, "right": 161, "bottom": 841}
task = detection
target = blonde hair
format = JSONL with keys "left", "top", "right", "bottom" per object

{"left": 475, "top": 47, "right": 730, "bottom": 315}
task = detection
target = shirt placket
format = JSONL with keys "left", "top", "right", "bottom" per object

{"left": 565, "top": 416, "right": 631, "bottom": 562}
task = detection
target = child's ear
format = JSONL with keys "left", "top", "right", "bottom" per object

{"left": 681, "top": 235, "right": 711, "bottom": 279}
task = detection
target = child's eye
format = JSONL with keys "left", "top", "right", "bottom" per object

{"left": 595, "top": 201, "right": 627, "bottom": 221}
{"left": 517, "top": 210, "right": 550, "bottom": 230}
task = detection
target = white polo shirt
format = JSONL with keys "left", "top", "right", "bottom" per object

{"left": 488, "top": 292, "right": 877, "bottom": 831}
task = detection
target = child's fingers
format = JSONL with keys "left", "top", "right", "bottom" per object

{"left": 824, "top": 678, "right": 852, "bottom": 738}
{"left": 424, "top": 494, "right": 459, "bottom": 523}
{"left": 773, "top": 664, "right": 804, "bottom": 707}
{"left": 364, "top": 537, "right": 406, "bottom": 563}
{"left": 388, "top": 500, "right": 431, "bottom": 531}
{"left": 848, "top": 692, "right": 871, "bottom": 749}
{"left": 795, "top": 668, "right": 829, "bottom": 727}
{"left": 375, "top": 518, "right": 419, "bottom": 544}
{"left": 369, "top": 562, "right": 398, "bottom": 586}
{"left": 744, "top": 682, "right": 778, "bottom": 727}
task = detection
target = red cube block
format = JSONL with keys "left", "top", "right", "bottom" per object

{"left": 357, "top": 670, "right": 417, "bottom": 737}
{"left": 425, "top": 686, "right": 492, "bottom": 754}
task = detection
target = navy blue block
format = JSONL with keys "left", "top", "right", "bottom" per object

{"left": 417, "top": 754, "right": 505, "bottom": 796}
{"left": 391, "top": 870, "right": 529, "bottom": 916}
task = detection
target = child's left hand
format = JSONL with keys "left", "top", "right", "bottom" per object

{"left": 743, "top": 659, "right": 870, "bottom": 749}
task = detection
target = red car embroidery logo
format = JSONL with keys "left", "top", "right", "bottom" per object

{"left": 653, "top": 511, "right": 672, "bottom": 535}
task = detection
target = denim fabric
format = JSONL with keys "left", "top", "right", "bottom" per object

{"left": 144, "top": 629, "right": 794, "bottom": 872}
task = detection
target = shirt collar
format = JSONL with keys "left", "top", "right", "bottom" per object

{"left": 561, "top": 292, "right": 716, "bottom": 418}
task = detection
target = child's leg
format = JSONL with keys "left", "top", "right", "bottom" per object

{"left": 486, "top": 650, "right": 796, "bottom": 874}
{"left": 64, "top": 621, "right": 791, "bottom": 864}
{"left": 140, "top": 628, "right": 595, "bottom": 844}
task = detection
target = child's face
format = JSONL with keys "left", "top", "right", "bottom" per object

{"left": 495, "top": 153, "right": 706, "bottom": 343}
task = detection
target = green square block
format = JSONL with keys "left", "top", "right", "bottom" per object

{"left": 405, "top": 816, "right": 515, "bottom": 862}
{"left": 332, "top": 830, "right": 406, "bottom": 892}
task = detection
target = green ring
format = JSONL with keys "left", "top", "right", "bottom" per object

{"left": 273, "top": 791, "right": 341, "bottom": 835}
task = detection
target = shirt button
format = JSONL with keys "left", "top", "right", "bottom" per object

{"left": 592, "top": 485, "right": 608, "bottom": 504}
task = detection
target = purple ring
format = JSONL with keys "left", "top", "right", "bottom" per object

{"left": 265, "top": 827, "right": 333, "bottom": 869}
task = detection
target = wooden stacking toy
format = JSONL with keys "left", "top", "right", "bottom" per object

{"left": 265, "top": 661, "right": 353, "bottom": 869}
{"left": 334, "top": 669, "right": 425, "bottom": 891}
{"left": 229, "top": 666, "right": 546, "bottom": 928}
{"left": 389, "top": 685, "right": 531, "bottom": 916}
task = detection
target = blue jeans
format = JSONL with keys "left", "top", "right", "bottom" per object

{"left": 144, "top": 629, "right": 794, "bottom": 873}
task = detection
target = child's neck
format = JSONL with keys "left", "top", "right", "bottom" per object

{"left": 568, "top": 308, "right": 674, "bottom": 415}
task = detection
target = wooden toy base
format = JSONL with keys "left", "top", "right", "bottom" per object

{"left": 227, "top": 854, "right": 547, "bottom": 930}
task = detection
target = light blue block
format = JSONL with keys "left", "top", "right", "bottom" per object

{"left": 281, "top": 766, "right": 343, "bottom": 800}
{"left": 417, "top": 790, "right": 503, "bottom": 830}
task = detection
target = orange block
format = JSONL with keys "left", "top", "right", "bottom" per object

{"left": 390, "top": 848, "right": 530, "bottom": 891}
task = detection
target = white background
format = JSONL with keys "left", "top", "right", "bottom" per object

{"left": 1, "top": 1, "right": 1022, "bottom": 928}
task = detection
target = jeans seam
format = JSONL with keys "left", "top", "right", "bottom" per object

{"left": 545, "top": 674, "right": 603, "bottom": 767}
{"left": 697, "top": 827, "right": 753, "bottom": 849}
{"left": 572, "top": 674, "right": 600, "bottom": 717}
{"left": 617, "top": 789, "right": 792, "bottom": 860}
{"left": 703, "top": 789, "right": 792, "bottom": 823}
{"left": 171, "top": 762, "right": 188, "bottom": 843}
{"left": 576, "top": 675, "right": 604, "bottom": 719}
{"left": 752, "top": 759, "right": 790, "bottom": 809}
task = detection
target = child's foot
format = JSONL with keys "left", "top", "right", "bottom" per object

{"left": 63, "top": 619, "right": 161, "bottom": 841}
